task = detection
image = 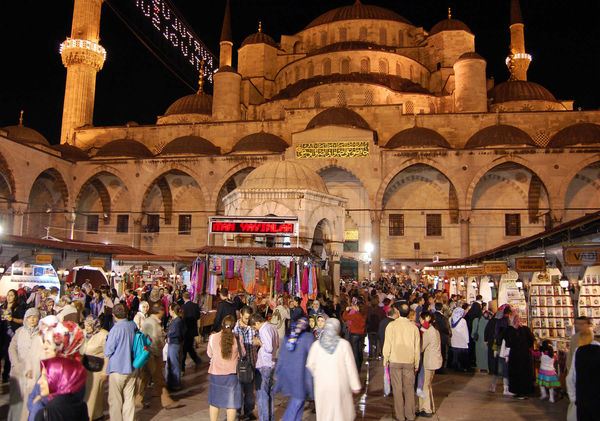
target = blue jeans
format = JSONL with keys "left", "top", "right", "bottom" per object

{"left": 282, "top": 397, "right": 305, "bottom": 421}
{"left": 165, "top": 343, "right": 181, "bottom": 389}
{"left": 255, "top": 367, "right": 274, "bottom": 421}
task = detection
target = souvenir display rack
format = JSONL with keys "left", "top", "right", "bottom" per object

{"left": 578, "top": 274, "right": 600, "bottom": 329}
{"left": 529, "top": 273, "right": 574, "bottom": 339}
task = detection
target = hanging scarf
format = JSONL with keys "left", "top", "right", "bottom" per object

{"left": 319, "top": 318, "right": 341, "bottom": 354}
{"left": 226, "top": 259, "right": 234, "bottom": 279}
{"left": 450, "top": 307, "right": 465, "bottom": 328}
{"left": 83, "top": 315, "right": 102, "bottom": 340}
{"left": 301, "top": 267, "right": 309, "bottom": 294}
{"left": 286, "top": 317, "right": 309, "bottom": 351}
{"left": 274, "top": 262, "right": 281, "bottom": 294}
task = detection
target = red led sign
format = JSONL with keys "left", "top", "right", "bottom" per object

{"left": 211, "top": 222, "right": 295, "bottom": 234}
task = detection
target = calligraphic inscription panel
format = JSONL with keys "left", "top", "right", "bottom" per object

{"left": 295, "top": 141, "right": 369, "bottom": 159}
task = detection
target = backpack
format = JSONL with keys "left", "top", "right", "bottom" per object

{"left": 132, "top": 324, "right": 152, "bottom": 369}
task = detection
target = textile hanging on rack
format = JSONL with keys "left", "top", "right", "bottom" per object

{"left": 207, "top": 272, "right": 218, "bottom": 295}
{"left": 213, "top": 258, "right": 222, "bottom": 272}
{"left": 234, "top": 259, "right": 242, "bottom": 277}
{"left": 301, "top": 266, "right": 309, "bottom": 295}
{"left": 274, "top": 262, "right": 281, "bottom": 295}
{"left": 190, "top": 261, "right": 199, "bottom": 301}
{"left": 226, "top": 259, "right": 234, "bottom": 279}
{"left": 242, "top": 258, "right": 255, "bottom": 291}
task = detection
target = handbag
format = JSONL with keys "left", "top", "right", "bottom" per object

{"left": 82, "top": 354, "right": 104, "bottom": 372}
{"left": 235, "top": 335, "right": 254, "bottom": 384}
{"left": 499, "top": 339, "right": 510, "bottom": 359}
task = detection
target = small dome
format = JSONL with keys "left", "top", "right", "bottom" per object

{"left": 489, "top": 80, "right": 556, "bottom": 104}
{"left": 164, "top": 93, "right": 213, "bottom": 116}
{"left": 231, "top": 132, "right": 289, "bottom": 153}
{"left": 306, "top": 1, "right": 411, "bottom": 29}
{"left": 216, "top": 65, "right": 237, "bottom": 73}
{"left": 240, "top": 160, "right": 328, "bottom": 194}
{"left": 161, "top": 136, "right": 221, "bottom": 155}
{"left": 547, "top": 123, "right": 600, "bottom": 148}
{"left": 464, "top": 125, "right": 536, "bottom": 148}
{"left": 2, "top": 124, "right": 49, "bottom": 146}
{"left": 457, "top": 52, "right": 484, "bottom": 61}
{"left": 51, "top": 143, "right": 88, "bottom": 161}
{"left": 241, "top": 32, "right": 277, "bottom": 48}
{"left": 385, "top": 127, "right": 451, "bottom": 149}
{"left": 306, "top": 107, "right": 370, "bottom": 131}
{"left": 95, "top": 139, "right": 154, "bottom": 158}
{"left": 430, "top": 18, "right": 472, "bottom": 35}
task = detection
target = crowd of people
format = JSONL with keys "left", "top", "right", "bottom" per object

{"left": 0, "top": 278, "right": 598, "bottom": 421}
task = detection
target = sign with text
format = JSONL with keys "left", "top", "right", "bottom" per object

{"left": 295, "top": 141, "right": 369, "bottom": 159}
{"left": 515, "top": 257, "right": 546, "bottom": 272}
{"left": 35, "top": 254, "right": 53, "bottom": 264}
{"left": 563, "top": 246, "right": 600, "bottom": 266}
{"left": 467, "top": 267, "right": 486, "bottom": 276}
{"left": 484, "top": 262, "right": 508, "bottom": 275}
{"left": 210, "top": 221, "right": 295, "bottom": 235}
{"left": 90, "top": 258, "right": 106, "bottom": 268}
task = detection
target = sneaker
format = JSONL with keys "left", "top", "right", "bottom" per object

{"left": 503, "top": 390, "right": 515, "bottom": 397}
{"left": 416, "top": 388, "right": 426, "bottom": 399}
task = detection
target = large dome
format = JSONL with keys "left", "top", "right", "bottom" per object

{"left": 164, "top": 92, "right": 213, "bottom": 116}
{"left": 429, "top": 18, "right": 472, "bottom": 35}
{"left": 385, "top": 127, "right": 451, "bottom": 149}
{"left": 241, "top": 31, "right": 277, "bottom": 48}
{"left": 51, "top": 143, "right": 88, "bottom": 161}
{"left": 240, "top": 160, "right": 329, "bottom": 194}
{"left": 95, "top": 139, "right": 154, "bottom": 158}
{"left": 160, "top": 136, "right": 221, "bottom": 155}
{"left": 488, "top": 80, "right": 556, "bottom": 104}
{"left": 547, "top": 123, "right": 600, "bottom": 148}
{"left": 307, "top": 107, "right": 370, "bottom": 130}
{"left": 231, "top": 132, "right": 289, "bottom": 153}
{"left": 464, "top": 125, "right": 536, "bottom": 148}
{"left": 2, "top": 124, "right": 49, "bottom": 146}
{"left": 306, "top": 1, "right": 411, "bottom": 29}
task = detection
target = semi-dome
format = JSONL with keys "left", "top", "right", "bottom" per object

{"left": 488, "top": 80, "right": 556, "bottom": 104}
{"left": 306, "top": 1, "right": 411, "bottom": 29}
{"left": 430, "top": 18, "right": 472, "bottom": 35}
{"left": 2, "top": 124, "right": 50, "bottom": 146}
{"left": 464, "top": 125, "right": 536, "bottom": 148}
{"left": 241, "top": 31, "right": 277, "bottom": 48}
{"left": 51, "top": 143, "right": 88, "bottom": 161}
{"left": 385, "top": 127, "right": 451, "bottom": 149}
{"left": 240, "top": 160, "right": 329, "bottom": 194}
{"left": 306, "top": 107, "right": 370, "bottom": 130}
{"left": 547, "top": 123, "right": 600, "bottom": 148}
{"left": 161, "top": 136, "right": 221, "bottom": 155}
{"left": 95, "top": 139, "right": 154, "bottom": 158}
{"left": 164, "top": 92, "right": 213, "bottom": 116}
{"left": 457, "top": 52, "right": 484, "bottom": 61}
{"left": 231, "top": 132, "right": 289, "bottom": 153}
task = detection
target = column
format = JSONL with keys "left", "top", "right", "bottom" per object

{"left": 370, "top": 210, "right": 382, "bottom": 282}
{"left": 11, "top": 204, "right": 28, "bottom": 236}
{"left": 132, "top": 217, "right": 142, "bottom": 249}
{"left": 460, "top": 212, "right": 471, "bottom": 257}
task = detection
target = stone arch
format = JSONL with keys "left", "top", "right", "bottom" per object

{"left": 317, "top": 164, "right": 370, "bottom": 196}
{"left": 359, "top": 26, "right": 367, "bottom": 41}
{"left": 25, "top": 168, "right": 70, "bottom": 237}
{"left": 323, "top": 58, "right": 331, "bottom": 75}
{"left": 563, "top": 160, "right": 600, "bottom": 221}
{"left": 0, "top": 150, "right": 16, "bottom": 202}
{"left": 214, "top": 166, "right": 256, "bottom": 214}
{"left": 141, "top": 171, "right": 200, "bottom": 226}
{"left": 33, "top": 168, "right": 69, "bottom": 209}
{"left": 360, "top": 57, "right": 370, "bottom": 73}
{"left": 311, "top": 218, "right": 333, "bottom": 258}
{"left": 247, "top": 201, "right": 294, "bottom": 218}
{"left": 340, "top": 57, "right": 350, "bottom": 74}
{"left": 558, "top": 157, "right": 600, "bottom": 215}
{"left": 378, "top": 58, "right": 389, "bottom": 74}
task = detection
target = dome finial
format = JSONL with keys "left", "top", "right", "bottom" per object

{"left": 258, "top": 21, "right": 262, "bottom": 33}
{"left": 19, "top": 110, "right": 24, "bottom": 126}
{"left": 197, "top": 60, "right": 205, "bottom": 94}
{"left": 448, "top": 7, "right": 452, "bottom": 19}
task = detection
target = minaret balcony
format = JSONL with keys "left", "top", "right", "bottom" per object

{"left": 60, "top": 38, "right": 106, "bottom": 70}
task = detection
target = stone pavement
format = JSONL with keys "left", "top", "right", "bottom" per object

{"left": 0, "top": 347, "right": 569, "bottom": 421}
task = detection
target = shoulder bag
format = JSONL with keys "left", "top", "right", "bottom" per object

{"left": 235, "top": 334, "right": 254, "bottom": 384}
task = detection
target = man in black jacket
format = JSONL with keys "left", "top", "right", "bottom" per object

{"left": 433, "top": 302, "right": 450, "bottom": 373}
{"left": 181, "top": 292, "right": 202, "bottom": 370}
{"left": 213, "top": 287, "right": 237, "bottom": 332}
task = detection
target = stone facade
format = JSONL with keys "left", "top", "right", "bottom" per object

{"left": 1, "top": 0, "right": 599, "bottom": 282}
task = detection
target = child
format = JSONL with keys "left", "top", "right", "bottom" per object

{"left": 532, "top": 340, "right": 561, "bottom": 403}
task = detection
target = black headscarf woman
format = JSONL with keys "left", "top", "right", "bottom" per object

{"left": 505, "top": 314, "right": 535, "bottom": 398}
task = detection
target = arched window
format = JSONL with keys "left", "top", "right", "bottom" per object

{"left": 339, "top": 27, "right": 347, "bottom": 42}
{"left": 323, "top": 59, "right": 331, "bottom": 75}
{"left": 379, "top": 28, "right": 387, "bottom": 45}
{"left": 396, "top": 62, "right": 402, "bottom": 76}
{"left": 359, "top": 27, "right": 367, "bottom": 41}
{"left": 307, "top": 62, "right": 314, "bottom": 78}
{"left": 314, "top": 92, "right": 321, "bottom": 108}
{"left": 364, "top": 90, "right": 373, "bottom": 105}
{"left": 398, "top": 30, "right": 404, "bottom": 47}
{"left": 320, "top": 31, "right": 327, "bottom": 46}
{"left": 378, "top": 59, "right": 388, "bottom": 74}
{"left": 405, "top": 100, "right": 414, "bottom": 114}
{"left": 341, "top": 58, "right": 350, "bottom": 74}
{"left": 360, "top": 58, "right": 370, "bottom": 73}
{"left": 337, "top": 90, "right": 346, "bottom": 106}
{"left": 293, "top": 41, "right": 303, "bottom": 53}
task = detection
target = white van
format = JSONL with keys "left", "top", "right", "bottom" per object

{"left": 0, "top": 261, "right": 61, "bottom": 297}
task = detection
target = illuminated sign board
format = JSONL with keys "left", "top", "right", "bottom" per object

{"left": 295, "top": 141, "right": 369, "bottom": 159}
{"left": 563, "top": 246, "right": 600, "bottom": 266}
{"left": 210, "top": 222, "right": 296, "bottom": 235}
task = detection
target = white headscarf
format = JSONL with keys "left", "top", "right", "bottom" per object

{"left": 319, "top": 318, "right": 341, "bottom": 354}
{"left": 451, "top": 307, "right": 465, "bottom": 328}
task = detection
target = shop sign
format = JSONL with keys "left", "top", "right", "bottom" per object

{"left": 210, "top": 221, "right": 295, "bottom": 235}
{"left": 455, "top": 269, "right": 467, "bottom": 277}
{"left": 515, "top": 257, "right": 546, "bottom": 272}
{"left": 467, "top": 266, "right": 485, "bottom": 276}
{"left": 90, "top": 258, "right": 105, "bottom": 268}
{"left": 344, "top": 229, "right": 359, "bottom": 241}
{"left": 484, "top": 262, "right": 508, "bottom": 275}
{"left": 295, "top": 141, "right": 369, "bottom": 159}
{"left": 35, "top": 254, "right": 53, "bottom": 264}
{"left": 563, "top": 246, "right": 600, "bottom": 266}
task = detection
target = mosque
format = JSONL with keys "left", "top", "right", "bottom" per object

{"left": 1, "top": 0, "right": 599, "bottom": 284}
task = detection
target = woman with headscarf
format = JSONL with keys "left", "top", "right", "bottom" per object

{"left": 80, "top": 315, "right": 109, "bottom": 421}
{"left": 306, "top": 318, "right": 361, "bottom": 421}
{"left": 26, "top": 321, "right": 85, "bottom": 421}
{"left": 450, "top": 307, "right": 470, "bottom": 372}
{"left": 488, "top": 305, "right": 513, "bottom": 395}
{"left": 505, "top": 313, "right": 535, "bottom": 399}
{"left": 274, "top": 317, "right": 314, "bottom": 421}
{"left": 471, "top": 305, "right": 492, "bottom": 372}
{"left": 313, "top": 314, "right": 328, "bottom": 340}
{"left": 7, "top": 308, "right": 43, "bottom": 421}
{"left": 270, "top": 297, "right": 290, "bottom": 352}
{"left": 1, "top": 289, "right": 26, "bottom": 383}
{"left": 38, "top": 298, "right": 56, "bottom": 317}
{"left": 32, "top": 357, "right": 88, "bottom": 420}
{"left": 133, "top": 301, "right": 149, "bottom": 330}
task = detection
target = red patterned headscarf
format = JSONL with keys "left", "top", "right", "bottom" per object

{"left": 42, "top": 321, "right": 84, "bottom": 360}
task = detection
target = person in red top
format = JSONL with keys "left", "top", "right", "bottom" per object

{"left": 343, "top": 296, "right": 368, "bottom": 372}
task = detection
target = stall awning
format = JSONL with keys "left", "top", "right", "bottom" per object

{"left": 0, "top": 235, "right": 152, "bottom": 255}
{"left": 431, "top": 211, "right": 600, "bottom": 267}
{"left": 188, "top": 246, "right": 313, "bottom": 257}
{"left": 113, "top": 254, "right": 196, "bottom": 263}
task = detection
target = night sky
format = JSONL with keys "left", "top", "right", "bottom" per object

{"left": 1, "top": 0, "right": 599, "bottom": 144}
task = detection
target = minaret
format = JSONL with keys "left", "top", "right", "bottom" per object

{"left": 59, "top": 0, "right": 106, "bottom": 144}
{"left": 219, "top": 0, "right": 233, "bottom": 67}
{"left": 506, "top": 0, "right": 531, "bottom": 81}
